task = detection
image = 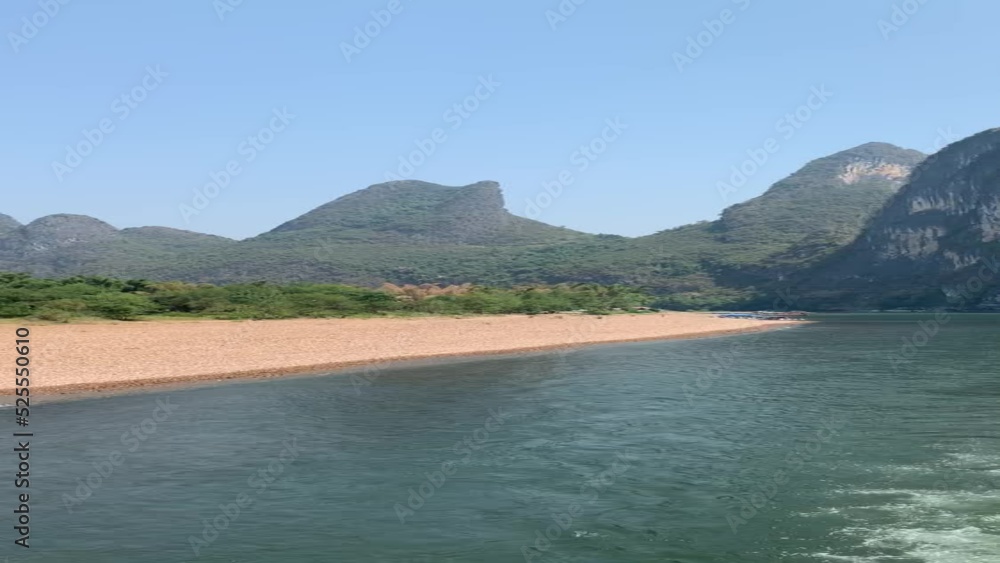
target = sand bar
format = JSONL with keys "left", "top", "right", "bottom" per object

{"left": 3, "top": 313, "right": 806, "bottom": 396}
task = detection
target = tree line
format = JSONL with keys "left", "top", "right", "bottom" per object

{"left": 0, "top": 272, "right": 656, "bottom": 322}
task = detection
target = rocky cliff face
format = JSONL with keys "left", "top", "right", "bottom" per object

{"left": 837, "top": 161, "right": 912, "bottom": 185}
{"left": 801, "top": 129, "right": 1000, "bottom": 309}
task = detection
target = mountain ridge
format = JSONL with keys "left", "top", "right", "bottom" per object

{"left": 4, "top": 139, "right": 968, "bottom": 310}
{"left": 6, "top": 142, "right": 923, "bottom": 245}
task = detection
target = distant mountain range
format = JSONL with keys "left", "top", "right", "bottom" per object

{"left": 3, "top": 129, "right": 999, "bottom": 310}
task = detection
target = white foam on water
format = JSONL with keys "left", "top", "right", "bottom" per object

{"left": 866, "top": 526, "right": 1000, "bottom": 563}
{"left": 816, "top": 525, "right": 1000, "bottom": 562}
{"left": 842, "top": 489, "right": 1000, "bottom": 510}
{"left": 944, "top": 451, "right": 1000, "bottom": 469}
{"left": 883, "top": 464, "right": 938, "bottom": 475}
{"left": 809, "top": 553, "right": 913, "bottom": 562}
{"left": 796, "top": 506, "right": 844, "bottom": 517}
{"left": 812, "top": 439, "right": 1000, "bottom": 561}
{"left": 818, "top": 482, "right": 1000, "bottom": 562}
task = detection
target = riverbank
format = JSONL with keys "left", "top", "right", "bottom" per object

{"left": 2, "top": 313, "right": 806, "bottom": 396}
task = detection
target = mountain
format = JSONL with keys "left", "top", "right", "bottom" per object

{"left": 0, "top": 143, "right": 936, "bottom": 308}
{"left": 660, "top": 143, "right": 921, "bottom": 254}
{"left": 524, "top": 142, "right": 926, "bottom": 307}
{"left": 796, "top": 129, "right": 1000, "bottom": 310}
{"left": 19, "top": 214, "right": 119, "bottom": 250}
{"left": 0, "top": 216, "right": 235, "bottom": 278}
{"left": 712, "top": 142, "right": 925, "bottom": 255}
{"left": 0, "top": 181, "right": 593, "bottom": 286}
{"left": 0, "top": 214, "right": 20, "bottom": 234}
{"left": 261, "top": 180, "right": 587, "bottom": 245}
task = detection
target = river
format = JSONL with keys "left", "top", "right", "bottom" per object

{"left": 9, "top": 314, "right": 1000, "bottom": 562}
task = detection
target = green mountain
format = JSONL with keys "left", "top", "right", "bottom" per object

{"left": 645, "top": 143, "right": 925, "bottom": 294}
{"left": 0, "top": 215, "right": 236, "bottom": 279}
{"left": 795, "top": 129, "right": 1000, "bottom": 310}
{"left": 261, "top": 180, "right": 588, "bottom": 245}
{"left": 0, "top": 143, "right": 937, "bottom": 308}
{"left": 503, "top": 142, "right": 926, "bottom": 307}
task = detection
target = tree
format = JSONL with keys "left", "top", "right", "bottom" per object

{"left": 85, "top": 293, "right": 158, "bottom": 320}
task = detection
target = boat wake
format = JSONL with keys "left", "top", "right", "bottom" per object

{"left": 805, "top": 441, "right": 1000, "bottom": 562}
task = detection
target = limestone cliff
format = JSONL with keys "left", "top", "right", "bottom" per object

{"left": 800, "top": 128, "right": 1000, "bottom": 309}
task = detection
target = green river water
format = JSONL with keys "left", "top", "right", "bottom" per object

{"left": 6, "top": 314, "right": 999, "bottom": 562}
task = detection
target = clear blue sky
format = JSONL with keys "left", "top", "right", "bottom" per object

{"left": 3, "top": 0, "right": 998, "bottom": 239}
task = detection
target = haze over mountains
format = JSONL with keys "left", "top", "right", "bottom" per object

{"left": 3, "top": 129, "right": 999, "bottom": 310}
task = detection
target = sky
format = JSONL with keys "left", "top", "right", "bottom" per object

{"left": 3, "top": 0, "right": 999, "bottom": 240}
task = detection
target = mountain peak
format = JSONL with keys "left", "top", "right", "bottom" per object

{"left": 19, "top": 214, "right": 119, "bottom": 252}
{"left": 262, "top": 180, "right": 586, "bottom": 245}
{"left": 750, "top": 142, "right": 925, "bottom": 194}
{"left": 708, "top": 142, "right": 926, "bottom": 253}
{"left": 840, "top": 141, "right": 921, "bottom": 155}
{"left": 908, "top": 127, "right": 1000, "bottom": 185}
{"left": 813, "top": 143, "right": 926, "bottom": 185}
{"left": 827, "top": 142, "right": 925, "bottom": 161}
{"left": 0, "top": 213, "right": 20, "bottom": 234}
{"left": 370, "top": 179, "right": 500, "bottom": 191}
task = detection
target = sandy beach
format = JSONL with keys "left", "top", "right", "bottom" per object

{"left": 4, "top": 313, "right": 805, "bottom": 396}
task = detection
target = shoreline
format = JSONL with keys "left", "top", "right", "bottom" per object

{"left": 4, "top": 314, "right": 807, "bottom": 398}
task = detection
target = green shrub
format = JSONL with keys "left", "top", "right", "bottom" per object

{"left": 32, "top": 308, "right": 75, "bottom": 323}
{"left": 0, "top": 272, "right": 661, "bottom": 321}
{"left": 84, "top": 293, "right": 159, "bottom": 320}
